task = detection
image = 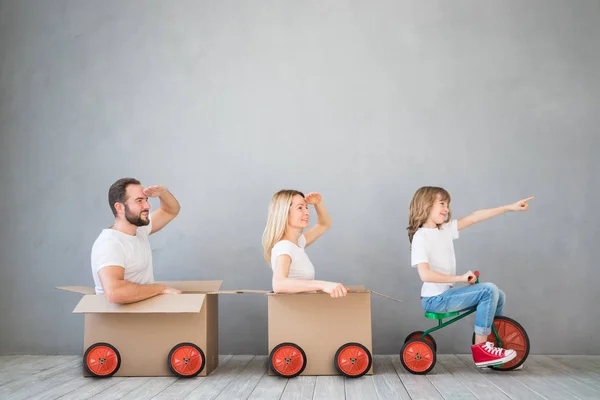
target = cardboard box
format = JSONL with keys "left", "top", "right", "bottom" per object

{"left": 58, "top": 282, "right": 392, "bottom": 379}
{"left": 267, "top": 286, "right": 374, "bottom": 377}
{"left": 57, "top": 280, "right": 223, "bottom": 378}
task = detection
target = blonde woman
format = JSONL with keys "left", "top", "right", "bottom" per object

{"left": 262, "top": 190, "right": 347, "bottom": 298}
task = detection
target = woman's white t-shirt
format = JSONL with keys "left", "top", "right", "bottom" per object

{"left": 270, "top": 235, "right": 315, "bottom": 280}
{"left": 411, "top": 219, "right": 460, "bottom": 297}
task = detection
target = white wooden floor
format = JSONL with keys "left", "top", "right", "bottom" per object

{"left": 1, "top": 354, "right": 599, "bottom": 399}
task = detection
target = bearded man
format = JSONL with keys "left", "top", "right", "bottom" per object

{"left": 91, "top": 177, "right": 182, "bottom": 303}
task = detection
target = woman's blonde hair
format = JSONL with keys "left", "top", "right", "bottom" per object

{"left": 262, "top": 189, "right": 305, "bottom": 264}
{"left": 407, "top": 186, "right": 452, "bottom": 244}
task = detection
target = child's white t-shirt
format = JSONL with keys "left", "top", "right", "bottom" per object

{"left": 411, "top": 219, "right": 459, "bottom": 297}
{"left": 270, "top": 235, "right": 316, "bottom": 280}
{"left": 90, "top": 221, "right": 155, "bottom": 294}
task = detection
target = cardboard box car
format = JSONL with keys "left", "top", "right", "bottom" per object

{"left": 57, "top": 280, "right": 224, "bottom": 377}
{"left": 267, "top": 286, "right": 375, "bottom": 377}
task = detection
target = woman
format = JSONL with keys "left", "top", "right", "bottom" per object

{"left": 262, "top": 189, "right": 347, "bottom": 297}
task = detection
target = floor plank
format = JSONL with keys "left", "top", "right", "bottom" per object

{"left": 28, "top": 374, "right": 111, "bottom": 400}
{"left": 427, "top": 359, "right": 480, "bottom": 399}
{"left": 0, "top": 355, "right": 23, "bottom": 368}
{"left": 345, "top": 375, "right": 378, "bottom": 400}
{"left": 120, "top": 377, "right": 178, "bottom": 400}
{"left": 279, "top": 375, "right": 316, "bottom": 400}
{"left": 9, "top": 367, "right": 82, "bottom": 400}
{"left": 214, "top": 355, "right": 267, "bottom": 399}
{"left": 472, "top": 356, "right": 577, "bottom": 400}
{"left": 390, "top": 354, "right": 444, "bottom": 399}
{"left": 371, "top": 356, "right": 411, "bottom": 400}
{"left": 536, "top": 355, "right": 600, "bottom": 391}
{"left": 0, "top": 354, "right": 598, "bottom": 400}
{"left": 87, "top": 377, "right": 152, "bottom": 400}
{"left": 0, "top": 357, "right": 81, "bottom": 399}
{"left": 436, "top": 354, "right": 509, "bottom": 399}
{"left": 183, "top": 355, "right": 254, "bottom": 400}
{"left": 151, "top": 355, "right": 234, "bottom": 400}
{"left": 455, "top": 354, "right": 546, "bottom": 400}
{"left": 247, "top": 368, "right": 288, "bottom": 399}
{"left": 0, "top": 356, "right": 44, "bottom": 372}
{"left": 523, "top": 356, "right": 599, "bottom": 399}
{"left": 313, "top": 375, "right": 345, "bottom": 400}
{"left": 0, "top": 356, "right": 79, "bottom": 386}
{"left": 58, "top": 377, "right": 126, "bottom": 400}
{"left": 548, "top": 355, "right": 600, "bottom": 379}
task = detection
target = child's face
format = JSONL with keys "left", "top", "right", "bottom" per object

{"left": 429, "top": 193, "right": 450, "bottom": 225}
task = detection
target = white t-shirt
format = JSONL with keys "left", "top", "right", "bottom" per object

{"left": 90, "top": 220, "right": 154, "bottom": 294}
{"left": 270, "top": 235, "right": 316, "bottom": 280}
{"left": 411, "top": 219, "right": 459, "bottom": 297}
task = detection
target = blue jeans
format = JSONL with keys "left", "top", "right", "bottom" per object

{"left": 421, "top": 283, "right": 505, "bottom": 335}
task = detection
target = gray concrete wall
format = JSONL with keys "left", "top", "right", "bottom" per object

{"left": 1, "top": 0, "right": 599, "bottom": 356}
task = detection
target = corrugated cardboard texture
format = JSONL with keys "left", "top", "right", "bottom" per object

{"left": 268, "top": 292, "right": 372, "bottom": 376}
{"left": 83, "top": 301, "right": 217, "bottom": 377}
{"left": 345, "top": 285, "right": 366, "bottom": 292}
{"left": 205, "top": 294, "right": 219, "bottom": 373}
{"left": 55, "top": 286, "right": 96, "bottom": 295}
{"left": 74, "top": 294, "right": 206, "bottom": 314}
{"left": 155, "top": 280, "right": 222, "bottom": 293}
{"left": 265, "top": 287, "right": 368, "bottom": 297}
{"left": 212, "top": 290, "right": 271, "bottom": 294}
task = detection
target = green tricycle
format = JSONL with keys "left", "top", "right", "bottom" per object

{"left": 400, "top": 271, "right": 530, "bottom": 374}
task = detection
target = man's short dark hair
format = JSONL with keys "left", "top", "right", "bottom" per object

{"left": 108, "top": 177, "right": 141, "bottom": 216}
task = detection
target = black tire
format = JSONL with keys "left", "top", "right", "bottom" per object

{"left": 83, "top": 342, "right": 121, "bottom": 378}
{"left": 400, "top": 339, "right": 436, "bottom": 375}
{"left": 404, "top": 331, "right": 437, "bottom": 352}
{"left": 168, "top": 342, "right": 206, "bottom": 377}
{"left": 471, "top": 316, "right": 530, "bottom": 371}
{"left": 334, "top": 342, "right": 373, "bottom": 378}
{"left": 269, "top": 342, "right": 307, "bottom": 378}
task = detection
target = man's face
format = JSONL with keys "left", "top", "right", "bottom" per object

{"left": 122, "top": 184, "right": 151, "bottom": 226}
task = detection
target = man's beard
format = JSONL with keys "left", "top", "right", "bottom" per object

{"left": 124, "top": 205, "right": 149, "bottom": 226}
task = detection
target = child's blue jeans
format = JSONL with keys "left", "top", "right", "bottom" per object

{"left": 421, "top": 282, "right": 505, "bottom": 336}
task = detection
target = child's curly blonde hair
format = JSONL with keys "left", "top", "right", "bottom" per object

{"left": 407, "top": 186, "right": 452, "bottom": 244}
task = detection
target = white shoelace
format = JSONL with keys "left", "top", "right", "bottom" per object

{"left": 483, "top": 342, "right": 504, "bottom": 356}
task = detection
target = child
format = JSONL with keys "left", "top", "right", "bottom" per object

{"left": 262, "top": 189, "right": 347, "bottom": 298}
{"left": 407, "top": 186, "right": 533, "bottom": 367}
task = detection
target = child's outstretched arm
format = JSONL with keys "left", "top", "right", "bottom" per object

{"left": 457, "top": 196, "right": 534, "bottom": 231}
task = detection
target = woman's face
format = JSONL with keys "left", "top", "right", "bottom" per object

{"left": 287, "top": 194, "right": 310, "bottom": 230}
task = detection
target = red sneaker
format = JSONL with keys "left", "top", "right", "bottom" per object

{"left": 471, "top": 342, "right": 516, "bottom": 368}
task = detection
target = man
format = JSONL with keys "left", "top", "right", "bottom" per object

{"left": 91, "top": 177, "right": 182, "bottom": 303}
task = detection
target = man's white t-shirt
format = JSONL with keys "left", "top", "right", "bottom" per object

{"left": 411, "top": 219, "right": 459, "bottom": 297}
{"left": 91, "top": 220, "right": 154, "bottom": 294}
{"left": 270, "top": 235, "right": 315, "bottom": 280}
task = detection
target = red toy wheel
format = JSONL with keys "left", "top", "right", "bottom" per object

{"left": 269, "top": 342, "right": 307, "bottom": 378}
{"left": 404, "top": 331, "right": 437, "bottom": 352}
{"left": 168, "top": 342, "right": 205, "bottom": 377}
{"left": 477, "top": 316, "right": 529, "bottom": 371}
{"left": 334, "top": 342, "right": 372, "bottom": 378}
{"left": 84, "top": 342, "right": 121, "bottom": 377}
{"left": 400, "top": 339, "right": 436, "bottom": 375}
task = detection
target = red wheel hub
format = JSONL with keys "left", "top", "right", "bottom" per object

{"left": 170, "top": 345, "right": 203, "bottom": 376}
{"left": 272, "top": 345, "right": 305, "bottom": 376}
{"left": 402, "top": 341, "right": 434, "bottom": 373}
{"left": 337, "top": 345, "right": 370, "bottom": 376}
{"left": 86, "top": 345, "right": 119, "bottom": 376}
{"left": 488, "top": 318, "right": 528, "bottom": 369}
